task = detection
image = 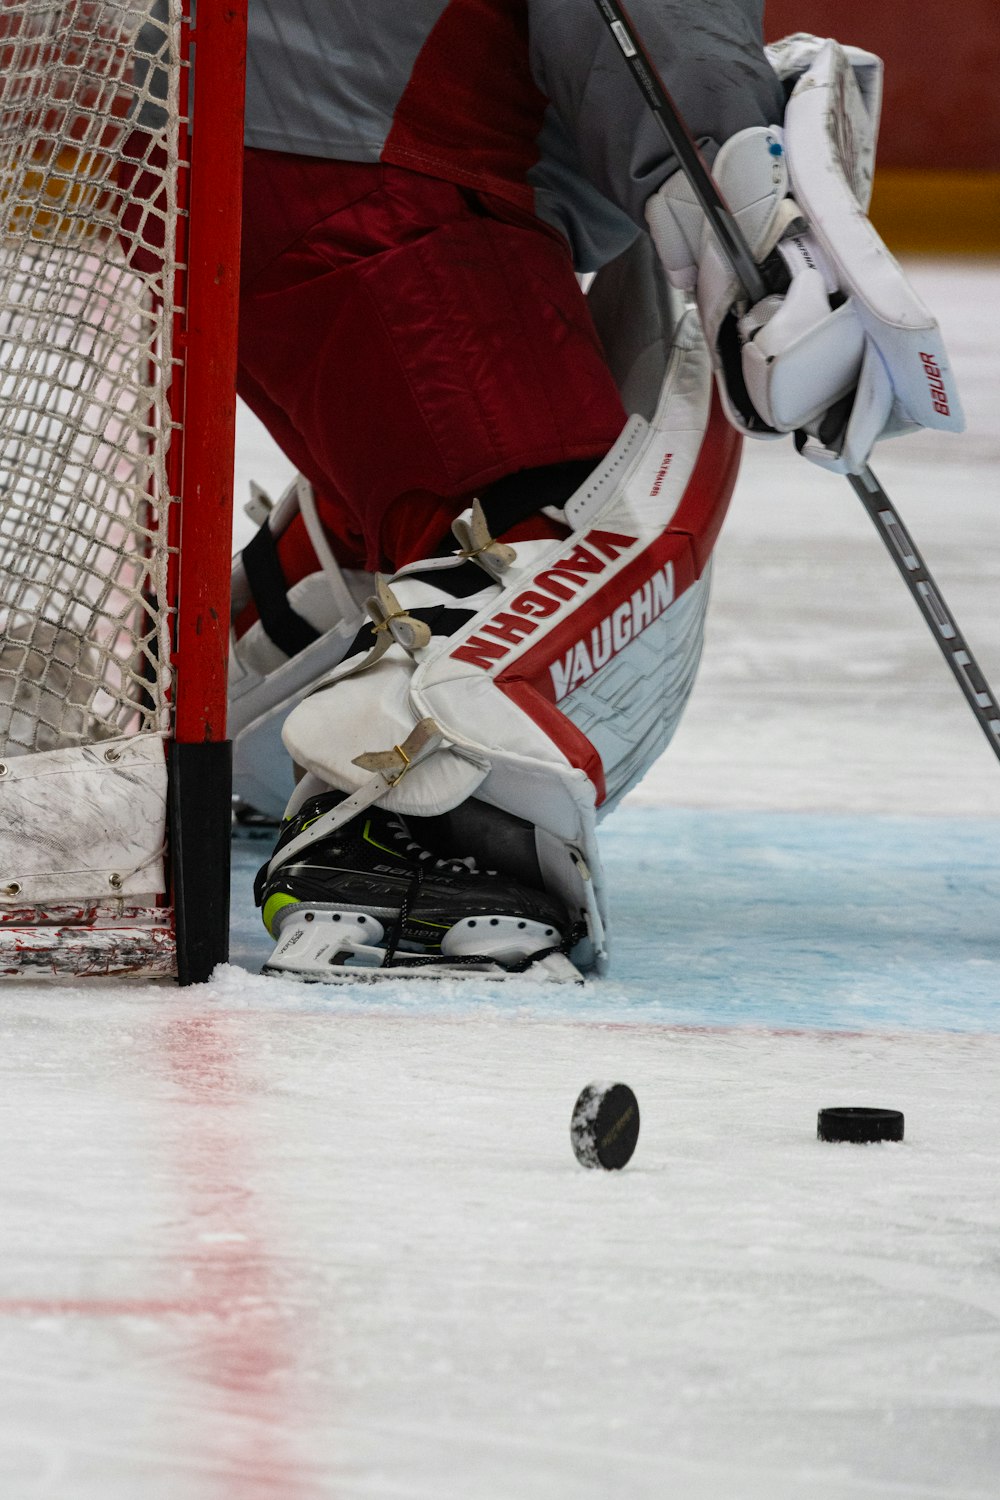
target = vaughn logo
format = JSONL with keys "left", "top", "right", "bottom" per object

{"left": 550, "top": 562, "right": 675, "bottom": 702}
{"left": 650, "top": 451, "right": 674, "bottom": 497}
{"left": 450, "top": 528, "right": 639, "bottom": 671}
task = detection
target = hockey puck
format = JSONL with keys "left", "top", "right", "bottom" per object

{"left": 817, "top": 1106, "right": 904, "bottom": 1144}
{"left": 570, "top": 1082, "right": 640, "bottom": 1169}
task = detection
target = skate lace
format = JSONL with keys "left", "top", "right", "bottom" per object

{"left": 385, "top": 815, "right": 492, "bottom": 876}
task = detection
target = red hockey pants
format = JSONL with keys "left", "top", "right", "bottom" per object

{"left": 237, "top": 152, "right": 628, "bottom": 577}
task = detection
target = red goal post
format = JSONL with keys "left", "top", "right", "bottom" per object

{"left": 0, "top": 1, "right": 246, "bottom": 983}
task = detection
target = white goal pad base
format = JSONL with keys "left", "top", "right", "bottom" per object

{"left": 0, "top": 908, "right": 176, "bottom": 980}
{"left": 0, "top": 733, "right": 172, "bottom": 975}
{"left": 0, "top": 733, "right": 168, "bottom": 906}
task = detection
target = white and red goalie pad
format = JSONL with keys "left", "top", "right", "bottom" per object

{"left": 415, "top": 332, "right": 736, "bottom": 817}
{"left": 400, "top": 307, "right": 736, "bottom": 969}
{"left": 282, "top": 271, "right": 739, "bottom": 973}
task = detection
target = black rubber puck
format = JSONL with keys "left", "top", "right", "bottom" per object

{"left": 818, "top": 1106, "right": 904, "bottom": 1144}
{"left": 571, "top": 1082, "right": 640, "bottom": 1169}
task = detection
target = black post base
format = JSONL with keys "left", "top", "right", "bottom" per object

{"left": 168, "top": 739, "right": 232, "bottom": 985}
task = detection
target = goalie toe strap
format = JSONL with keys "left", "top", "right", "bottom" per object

{"left": 265, "top": 717, "right": 454, "bottom": 880}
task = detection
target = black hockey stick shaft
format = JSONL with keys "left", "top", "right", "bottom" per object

{"left": 591, "top": 0, "right": 772, "bottom": 301}
{"left": 848, "top": 469, "right": 1000, "bottom": 756}
{"left": 592, "top": 0, "right": 1000, "bottom": 765}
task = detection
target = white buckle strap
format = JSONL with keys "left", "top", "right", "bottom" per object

{"left": 265, "top": 718, "right": 447, "bottom": 879}
{"left": 333, "top": 575, "right": 434, "bottom": 678}
{"left": 368, "top": 575, "right": 433, "bottom": 652}
{"left": 451, "top": 498, "right": 517, "bottom": 581}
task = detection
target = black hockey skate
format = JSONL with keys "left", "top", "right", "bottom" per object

{"left": 255, "top": 791, "right": 583, "bottom": 981}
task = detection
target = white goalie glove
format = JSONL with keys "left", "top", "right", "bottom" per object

{"left": 645, "top": 35, "right": 964, "bottom": 474}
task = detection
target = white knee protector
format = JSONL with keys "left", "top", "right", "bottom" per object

{"left": 280, "top": 302, "right": 740, "bottom": 973}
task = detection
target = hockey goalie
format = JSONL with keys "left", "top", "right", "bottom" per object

{"left": 229, "top": 3, "right": 962, "bottom": 982}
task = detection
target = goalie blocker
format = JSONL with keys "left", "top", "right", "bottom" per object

{"left": 269, "top": 290, "right": 740, "bottom": 978}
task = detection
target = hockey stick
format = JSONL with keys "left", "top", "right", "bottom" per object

{"left": 592, "top": 0, "right": 1000, "bottom": 766}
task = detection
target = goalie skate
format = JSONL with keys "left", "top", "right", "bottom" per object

{"left": 256, "top": 792, "right": 583, "bottom": 983}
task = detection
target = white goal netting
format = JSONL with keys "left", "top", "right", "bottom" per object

{"left": 0, "top": 0, "right": 181, "bottom": 757}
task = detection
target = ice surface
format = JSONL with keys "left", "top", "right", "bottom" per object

{"left": 1, "top": 259, "right": 999, "bottom": 1497}
{"left": 231, "top": 807, "right": 1000, "bottom": 1034}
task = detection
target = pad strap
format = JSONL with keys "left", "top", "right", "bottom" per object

{"left": 266, "top": 718, "right": 450, "bottom": 879}
{"left": 478, "top": 460, "right": 599, "bottom": 539}
{"left": 241, "top": 522, "right": 321, "bottom": 658}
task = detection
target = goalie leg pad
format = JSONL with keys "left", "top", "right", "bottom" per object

{"left": 281, "top": 306, "right": 740, "bottom": 972}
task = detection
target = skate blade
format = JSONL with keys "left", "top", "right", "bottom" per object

{"left": 262, "top": 909, "right": 584, "bottom": 983}
{"left": 262, "top": 947, "right": 584, "bottom": 985}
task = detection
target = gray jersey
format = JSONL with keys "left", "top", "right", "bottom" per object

{"left": 244, "top": 0, "right": 784, "bottom": 270}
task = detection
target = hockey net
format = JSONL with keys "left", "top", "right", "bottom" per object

{"left": 0, "top": 1, "right": 242, "bottom": 980}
